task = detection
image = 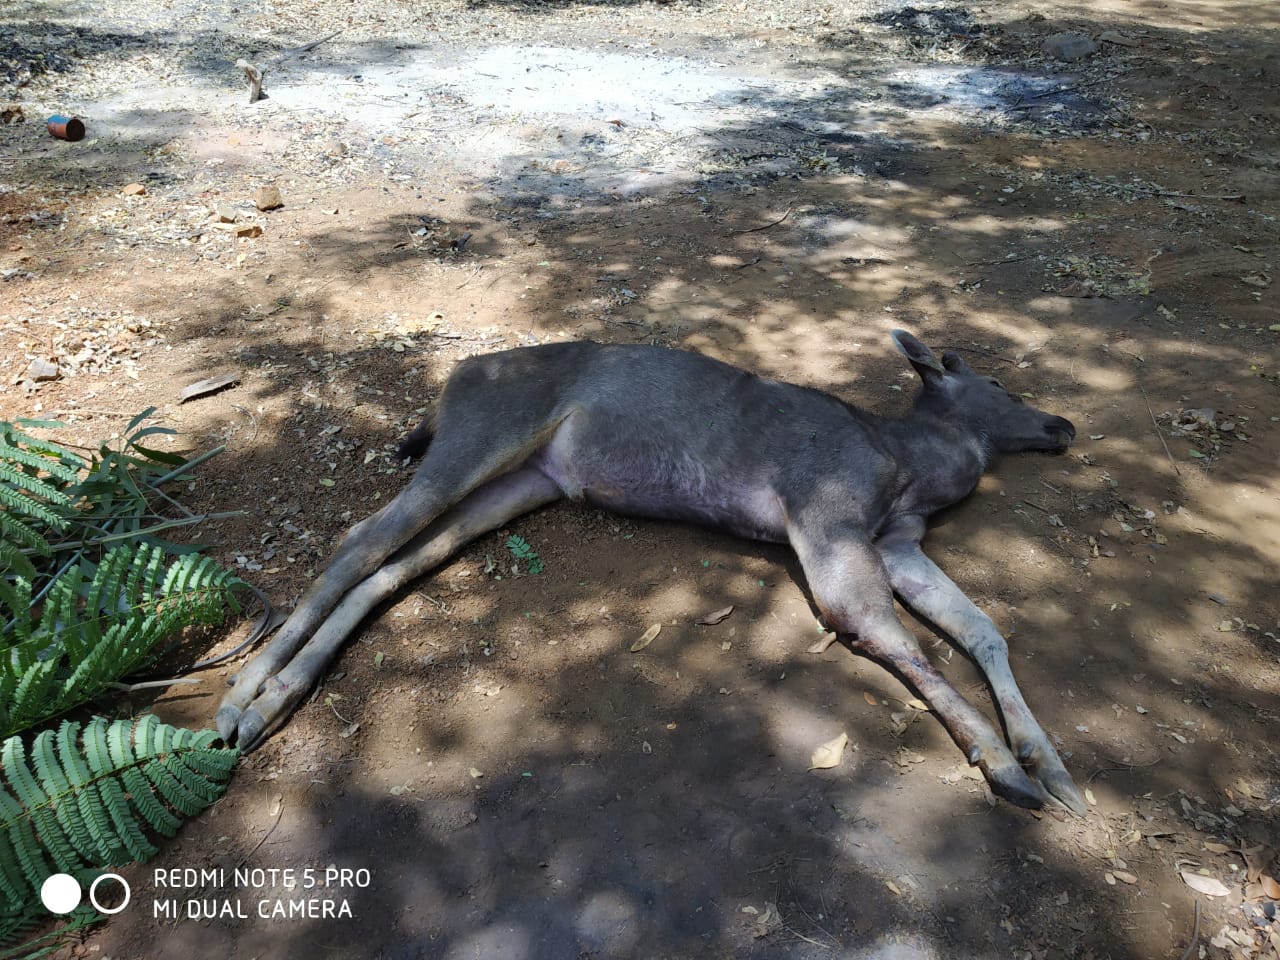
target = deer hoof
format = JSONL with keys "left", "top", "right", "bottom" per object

{"left": 216, "top": 704, "right": 242, "bottom": 744}
{"left": 234, "top": 708, "right": 269, "bottom": 754}
{"left": 985, "top": 760, "right": 1048, "bottom": 811}
{"left": 1038, "top": 767, "right": 1088, "bottom": 817}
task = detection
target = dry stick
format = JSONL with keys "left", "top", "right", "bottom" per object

{"left": 237, "top": 29, "right": 344, "bottom": 104}
{"left": 951, "top": 344, "right": 1018, "bottom": 365}
{"left": 966, "top": 253, "right": 1032, "bottom": 266}
{"left": 1140, "top": 383, "right": 1181, "bottom": 477}
{"left": 727, "top": 206, "right": 792, "bottom": 236}
{"left": 1158, "top": 191, "right": 1245, "bottom": 202}
{"left": 1179, "top": 900, "right": 1201, "bottom": 960}
{"left": 108, "top": 677, "right": 200, "bottom": 692}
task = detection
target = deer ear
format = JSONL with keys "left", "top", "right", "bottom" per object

{"left": 890, "top": 330, "right": 945, "bottom": 381}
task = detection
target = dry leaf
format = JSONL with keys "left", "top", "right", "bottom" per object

{"left": 1179, "top": 870, "right": 1231, "bottom": 897}
{"left": 809, "top": 732, "right": 850, "bottom": 770}
{"left": 1204, "top": 841, "right": 1232, "bottom": 854}
{"left": 885, "top": 880, "right": 902, "bottom": 896}
{"left": 863, "top": 691, "right": 878, "bottom": 706}
{"left": 469, "top": 767, "right": 484, "bottom": 779}
{"left": 695, "top": 605, "right": 734, "bottom": 626}
{"left": 903, "top": 698, "right": 929, "bottom": 712}
{"left": 807, "top": 633, "right": 838, "bottom": 654}
{"left": 630, "top": 623, "right": 661, "bottom": 652}
{"left": 1113, "top": 870, "right": 1138, "bottom": 885}
{"left": 179, "top": 373, "right": 240, "bottom": 402}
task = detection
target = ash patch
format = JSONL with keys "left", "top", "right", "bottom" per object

{"left": 868, "top": 4, "right": 985, "bottom": 41}
{"left": 884, "top": 65, "right": 1107, "bottom": 129}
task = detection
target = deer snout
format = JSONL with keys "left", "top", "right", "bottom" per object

{"left": 1044, "top": 416, "right": 1075, "bottom": 447}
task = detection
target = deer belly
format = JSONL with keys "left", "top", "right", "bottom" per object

{"left": 527, "top": 444, "right": 787, "bottom": 543}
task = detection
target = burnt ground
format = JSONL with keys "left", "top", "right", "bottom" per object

{"left": 1, "top": 0, "right": 1279, "bottom": 957}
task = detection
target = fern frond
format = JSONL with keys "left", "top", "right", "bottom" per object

{"left": 0, "top": 546, "right": 246, "bottom": 739}
{"left": 0, "top": 718, "right": 237, "bottom": 944}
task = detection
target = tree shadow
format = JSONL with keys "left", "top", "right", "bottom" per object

{"left": 4, "top": 5, "right": 1277, "bottom": 959}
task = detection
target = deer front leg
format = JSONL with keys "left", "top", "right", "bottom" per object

{"left": 787, "top": 518, "right": 1050, "bottom": 811}
{"left": 876, "top": 517, "right": 1086, "bottom": 815}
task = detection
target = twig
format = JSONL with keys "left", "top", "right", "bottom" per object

{"left": 1178, "top": 900, "right": 1201, "bottom": 960}
{"left": 784, "top": 926, "right": 832, "bottom": 949}
{"left": 239, "top": 799, "right": 286, "bottom": 868}
{"left": 966, "top": 253, "right": 1031, "bottom": 266}
{"left": 236, "top": 30, "right": 344, "bottom": 104}
{"left": 1087, "top": 754, "right": 1163, "bottom": 782}
{"left": 1157, "top": 191, "right": 1245, "bottom": 203}
{"left": 1139, "top": 384, "right": 1181, "bottom": 476}
{"left": 190, "top": 581, "right": 278, "bottom": 669}
{"left": 270, "top": 29, "right": 343, "bottom": 66}
{"left": 951, "top": 345, "right": 1017, "bottom": 365}
{"left": 108, "top": 677, "right": 200, "bottom": 692}
{"left": 727, "top": 207, "right": 792, "bottom": 236}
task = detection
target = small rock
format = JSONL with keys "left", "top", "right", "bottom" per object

{"left": 254, "top": 184, "right": 283, "bottom": 211}
{"left": 234, "top": 224, "right": 263, "bottom": 238}
{"left": 27, "top": 358, "right": 60, "bottom": 381}
{"left": 121, "top": 182, "right": 147, "bottom": 196}
{"left": 1043, "top": 32, "right": 1099, "bottom": 61}
{"left": 0, "top": 103, "right": 24, "bottom": 124}
{"left": 323, "top": 140, "right": 347, "bottom": 158}
{"left": 214, "top": 204, "right": 238, "bottom": 223}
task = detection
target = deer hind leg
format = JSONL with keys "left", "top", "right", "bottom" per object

{"left": 223, "top": 466, "right": 563, "bottom": 750}
{"left": 787, "top": 518, "right": 1051, "bottom": 811}
{"left": 876, "top": 535, "right": 1086, "bottom": 815}
{"left": 217, "top": 409, "right": 569, "bottom": 745}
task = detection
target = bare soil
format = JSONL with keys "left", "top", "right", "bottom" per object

{"left": 2, "top": 0, "right": 1279, "bottom": 958}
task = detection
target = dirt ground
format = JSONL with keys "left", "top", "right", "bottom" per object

{"left": 2, "top": 0, "right": 1279, "bottom": 957}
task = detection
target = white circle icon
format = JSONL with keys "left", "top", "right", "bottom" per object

{"left": 40, "top": 874, "right": 82, "bottom": 914}
{"left": 88, "top": 873, "right": 131, "bottom": 914}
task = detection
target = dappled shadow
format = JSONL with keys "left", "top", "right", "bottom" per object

{"left": 5, "top": 3, "right": 1279, "bottom": 959}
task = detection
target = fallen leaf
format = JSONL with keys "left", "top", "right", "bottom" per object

{"left": 178, "top": 373, "right": 240, "bottom": 402}
{"left": 1204, "top": 842, "right": 1232, "bottom": 854}
{"left": 885, "top": 880, "right": 902, "bottom": 895}
{"left": 339, "top": 721, "right": 360, "bottom": 739}
{"left": 863, "top": 691, "right": 878, "bottom": 706}
{"left": 809, "top": 732, "right": 850, "bottom": 770}
{"left": 1113, "top": 870, "right": 1138, "bottom": 885}
{"left": 630, "top": 623, "right": 661, "bottom": 652}
{"left": 469, "top": 767, "right": 483, "bottom": 779}
{"left": 695, "top": 605, "right": 734, "bottom": 626}
{"left": 903, "top": 698, "right": 930, "bottom": 712}
{"left": 751, "top": 902, "right": 781, "bottom": 939}
{"left": 1179, "top": 870, "right": 1231, "bottom": 897}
